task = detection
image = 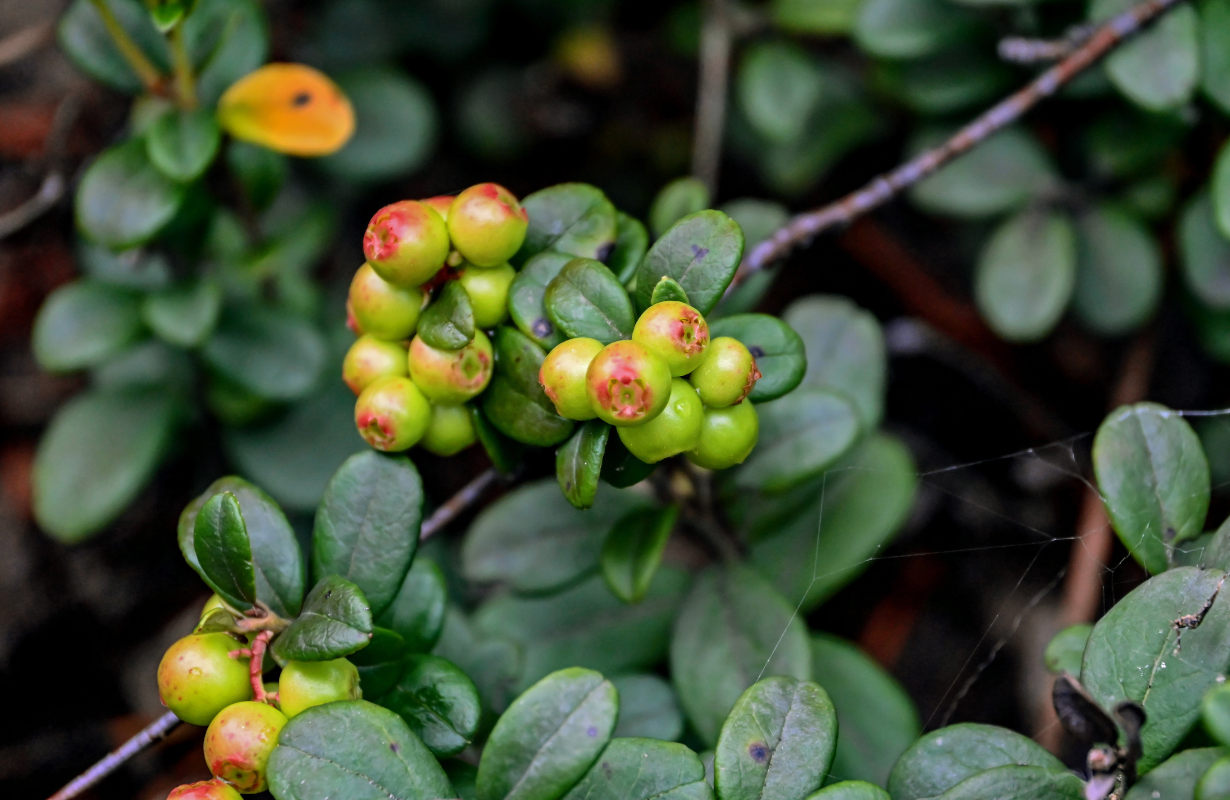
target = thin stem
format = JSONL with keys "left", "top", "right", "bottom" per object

{"left": 420, "top": 468, "right": 500, "bottom": 541}
{"left": 45, "top": 711, "right": 181, "bottom": 800}
{"left": 691, "top": 0, "right": 733, "bottom": 195}
{"left": 87, "top": 0, "right": 163, "bottom": 93}
{"left": 731, "top": 0, "right": 1189, "bottom": 287}
{"left": 168, "top": 23, "right": 197, "bottom": 109}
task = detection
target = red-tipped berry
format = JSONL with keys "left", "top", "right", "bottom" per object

{"left": 586, "top": 339, "right": 671, "bottom": 426}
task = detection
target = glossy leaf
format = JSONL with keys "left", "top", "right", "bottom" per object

{"left": 33, "top": 387, "right": 177, "bottom": 543}
{"left": 877, "top": 49, "right": 1012, "bottom": 116}
{"left": 562, "top": 738, "right": 712, "bottom": 800}
{"left": 545, "top": 258, "right": 635, "bottom": 343}
{"left": 146, "top": 108, "right": 221, "bottom": 182}
{"left": 202, "top": 304, "right": 327, "bottom": 401}
{"left": 193, "top": 492, "right": 256, "bottom": 609}
{"left": 1081, "top": 566, "right": 1230, "bottom": 772}
{"left": 1044, "top": 624, "right": 1093, "bottom": 676}
{"left": 887, "top": 723, "right": 1067, "bottom": 800}
{"left": 1201, "top": 0, "right": 1230, "bottom": 114}
{"left": 650, "top": 276, "right": 690, "bottom": 306}
{"left": 556, "top": 420, "right": 609, "bottom": 510}
{"left": 803, "top": 783, "right": 890, "bottom": 800}
{"left": 1125, "top": 748, "right": 1225, "bottom": 800}
{"left": 924, "top": 766, "right": 1083, "bottom": 800}
{"left": 509, "top": 251, "right": 573, "bottom": 349}
{"left": 267, "top": 700, "right": 451, "bottom": 800}
{"left": 771, "top": 0, "right": 859, "bottom": 34}
{"left": 476, "top": 668, "right": 617, "bottom": 800}
{"left": 1093, "top": 0, "right": 1198, "bottom": 111}
{"left": 318, "top": 66, "right": 436, "bottom": 181}
{"left": 1180, "top": 191, "right": 1230, "bottom": 310}
{"left": 312, "top": 452, "right": 423, "bottom": 617}
{"left": 854, "top": 0, "right": 974, "bottom": 59}
{"left": 650, "top": 177, "right": 711, "bottom": 238}
{"left": 601, "top": 505, "right": 677, "bottom": 604}
{"left": 609, "top": 212, "right": 649, "bottom": 284}
{"left": 183, "top": 0, "right": 268, "bottom": 107}
{"left": 92, "top": 338, "right": 193, "bottom": 391}
{"left": 482, "top": 327, "right": 574, "bottom": 446}
{"left": 710, "top": 314, "right": 806, "bottom": 402}
{"left": 671, "top": 565, "right": 811, "bottom": 745}
{"left": 737, "top": 42, "right": 823, "bottom": 145}
{"left": 1093, "top": 403, "right": 1210, "bottom": 574}
{"left": 226, "top": 140, "right": 286, "bottom": 212}
{"left": 974, "top": 209, "right": 1077, "bottom": 343}
{"left": 76, "top": 239, "right": 173, "bottom": 290}
{"left": 611, "top": 675, "right": 684, "bottom": 742}
{"left": 76, "top": 139, "right": 186, "bottom": 248}
{"left": 272, "top": 576, "right": 373, "bottom": 662}
{"left": 736, "top": 388, "right": 861, "bottom": 493}
{"left": 1071, "top": 205, "right": 1162, "bottom": 335}
{"left": 634, "top": 211, "right": 745, "bottom": 315}
{"left": 714, "top": 677, "right": 836, "bottom": 800}
{"left": 418, "top": 280, "right": 475, "bottom": 350}
{"left": 600, "top": 434, "right": 659, "bottom": 488}
{"left": 33, "top": 281, "right": 143, "bottom": 372}
{"left": 782, "top": 296, "right": 884, "bottom": 428}
{"left": 141, "top": 277, "right": 222, "bottom": 347}
{"left": 57, "top": 0, "right": 169, "bottom": 93}
{"left": 433, "top": 606, "right": 523, "bottom": 715}
{"left": 218, "top": 63, "right": 355, "bottom": 157}
{"left": 473, "top": 406, "right": 524, "bottom": 476}
{"left": 377, "top": 558, "right": 447, "bottom": 652}
{"left": 518, "top": 183, "right": 619, "bottom": 263}
{"left": 909, "top": 128, "right": 1056, "bottom": 219}
{"left": 1216, "top": 143, "right": 1230, "bottom": 241}
{"left": 349, "top": 627, "right": 406, "bottom": 698}
{"left": 379, "top": 654, "right": 480, "bottom": 757}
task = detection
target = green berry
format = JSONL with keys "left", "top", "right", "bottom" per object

{"left": 167, "top": 780, "right": 244, "bottom": 800}
{"left": 354, "top": 376, "right": 432, "bottom": 451}
{"left": 617, "top": 378, "right": 703, "bottom": 463}
{"left": 632, "top": 301, "right": 709, "bottom": 377}
{"left": 363, "top": 200, "right": 450, "bottom": 287}
{"left": 539, "top": 337, "right": 603, "bottom": 420}
{"left": 457, "top": 263, "right": 516, "bottom": 328}
{"left": 447, "top": 183, "right": 529, "bottom": 267}
{"left": 421, "top": 194, "right": 455, "bottom": 222}
{"left": 586, "top": 339, "right": 672, "bottom": 426}
{"left": 348, "top": 262, "right": 425, "bottom": 340}
{"left": 688, "top": 336, "right": 761, "bottom": 407}
{"left": 343, "top": 335, "right": 408, "bottom": 395}
{"left": 203, "top": 700, "right": 287, "bottom": 793}
{"left": 407, "top": 329, "right": 494, "bottom": 403}
{"left": 157, "top": 633, "right": 252, "bottom": 726}
{"left": 421, "top": 403, "right": 478, "bottom": 456}
{"left": 278, "top": 658, "right": 361, "bottom": 719}
{"left": 687, "top": 401, "right": 759, "bottom": 469}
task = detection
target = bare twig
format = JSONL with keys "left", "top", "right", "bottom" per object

{"left": 998, "top": 24, "right": 1097, "bottom": 64}
{"left": 87, "top": 0, "right": 164, "bottom": 93}
{"left": 691, "top": 0, "right": 733, "bottom": 195}
{"left": 420, "top": 468, "right": 500, "bottom": 541}
{"left": 732, "top": 0, "right": 1188, "bottom": 287}
{"left": 45, "top": 711, "right": 181, "bottom": 800}
{"left": 0, "top": 92, "right": 83, "bottom": 241}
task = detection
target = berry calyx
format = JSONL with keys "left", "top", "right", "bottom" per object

{"left": 586, "top": 339, "right": 672, "bottom": 426}
{"left": 540, "top": 337, "right": 604, "bottom": 420}
{"left": 457, "top": 263, "right": 517, "bottom": 328}
{"left": 688, "top": 336, "right": 760, "bottom": 407}
{"left": 687, "top": 401, "right": 759, "bottom": 469}
{"left": 447, "top": 183, "right": 529, "bottom": 267}
{"left": 278, "top": 658, "right": 362, "bottom": 718}
{"left": 407, "top": 329, "right": 494, "bottom": 403}
{"left": 362, "top": 200, "right": 450, "bottom": 287}
{"left": 348, "top": 263, "right": 425, "bottom": 341}
{"left": 617, "top": 378, "right": 704, "bottom": 463}
{"left": 167, "top": 779, "right": 243, "bottom": 800}
{"left": 157, "top": 633, "right": 252, "bottom": 726}
{"left": 354, "top": 376, "right": 432, "bottom": 451}
{"left": 632, "top": 301, "right": 710, "bottom": 377}
{"left": 203, "top": 700, "right": 288, "bottom": 793}
{"left": 420, "top": 403, "right": 478, "bottom": 456}
{"left": 343, "top": 335, "right": 408, "bottom": 395}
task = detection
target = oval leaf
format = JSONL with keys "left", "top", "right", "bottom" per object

{"left": 909, "top": 128, "right": 1055, "bottom": 219}
{"left": 1093, "top": 0, "right": 1198, "bottom": 111}
{"left": 1180, "top": 190, "right": 1230, "bottom": 310}
{"left": 33, "top": 281, "right": 143, "bottom": 372}
{"left": 854, "top": 0, "right": 974, "bottom": 59}
{"left": 710, "top": 314, "right": 806, "bottom": 402}
{"left": 318, "top": 66, "right": 436, "bottom": 182}
{"left": 272, "top": 575, "right": 373, "bottom": 662}
{"left": 634, "top": 211, "right": 745, "bottom": 315}
{"left": 601, "top": 505, "right": 678, "bottom": 604}
{"left": 735, "top": 388, "right": 861, "bottom": 493}
{"left": 974, "top": 209, "right": 1077, "bottom": 343}
{"left": 202, "top": 304, "right": 327, "bottom": 401}
{"left": 183, "top": 0, "right": 268, "bottom": 107}
{"left": 57, "top": 0, "right": 168, "bottom": 93}
{"left": 562, "top": 738, "right": 712, "bottom": 800}
{"left": 1044, "top": 624, "right": 1093, "bottom": 676}
{"left": 650, "top": 177, "right": 711, "bottom": 238}
{"left": 482, "top": 327, "right": 574, "bottom": 446}
{"left": 781, "top": 296, "right": 885, "bottom": 429}
{"left": 146, "top": 108, "right": 222, "bottom": 182}
{"left": 557, "top": 420, "right": 609, "bottom": 510}
{"left": 349, "top": 626, "right": 407, "bottom": 698}
{"left": 928, "top": 765, "right": 1083, "bottom": 800}
{"left": 1071, "top": 205, "right": 1162, "bottom": 335}
{"left": 378, "top": 654, "right": 480, "bottom": 757}
{"left": 804, "top": 782, "right": 890, "bottom": 800}
{"left": 1125, "top": 748, "right": 1225, "bottom": 800}
{"left": 1201, "top": 0, "right": 1230, "bottom": 114}
{"left": 142, "top": 277, "right": 223, "bottom": 348}
{"left": 611, "top": 675, "right": 684, "bottom": 742}
{"left": 75, "top": 139, "right": 185, "bottom": 248}
{"left": 887, "top": 723, "right": 1066, "bottom": 800}
{"left": 545, "top": 258, "right": 635, "bottom": 343}
{"left": 650, "top": 276, "right": 691, "bottom": 306}
{"left": 517, "top": 183, "right": 618, "bottom": 263}
{"left": 509, "top": 251, "right": 573, "bottom": 349}
{"left": 376, "top": 557, "right": 447, "bottom": 652}
{"left": 609, "top": 212, "right": 650, "bottom": 284}
{"left": 434, "top": 605, "right": 524, "bottom": 716}
{"left": 736, "top": 41, "right": 823, "bottom": 145}
{"left": 217, "top": 62, "right": 355, "bottom": 157}
{"left": 193, "top": 492, "right": 256, "bottom": 609}
{"left": 419, "top": 280, "right": 475, "bottom": 351}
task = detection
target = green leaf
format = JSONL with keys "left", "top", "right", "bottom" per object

{"left": 1093, "top": 403, "right": 1210, "bottom": 574}
{"left": 377, "top": 558, "right": 446, "bottom": 652}
{"left": 1125, "top": 748, "right": 1225, "bottom": 800}
{"left": 611, "top": 675, "right": 684, "bottom": 742}
{"left": 1180, "top": 190, "right": 1230, "bottom": 310}
{"left": 671, "top": 565, "right": 812, "bottom": 745}
{"left": 473, "top": 406, "right": 525, "bottom": 476}
{"left": 1093, "top": 0, "right": 1198, "bottom": 111}
{"left": 76, "top": 239, "right": 172, "bottom": 290}
{"left": 92, "top": 338, "right": 193, "bottom": 391}
{"left": 272, "top": 576, "right": 373, "bottom": 662}
{"left": 782, "top": 296, "right": 885, "bottom": 429}
{"left": 33, "top": 281, "right": 143, "bottom": 372}
{"left": 650, "top": 177, "right": 712, "bottom": 238}
{"left": 601, "top": 505, "right": 677, "bottom": 604}
{"left": 518, "top": 183, "right": 619, "bottom": 263}
{"left": 267, "top": 700, "right": 452, "bottom": 800}
{"left": 600, "top": 433, "right": 659, "bottom": 488}
{"left": 736, "top": 42, "right": 823, "bottom": 145}
{"left": 145, "top": 108, "right": 221, "bottom": 183}
{"left": 1201, "top": 0, "right": 1230, "bottom": 115}
{"left": 556, "top": 420, "right": 609, "bottom": 510}
{"left": 418, "top": 281, "right": 475, "bottom": 350}
{"left": 736, "top": 388, "right": 861, "bottom": 493}
{"left": 1215, "top": 144, "right": 1230, "bottom": 242}
{"left": 474, "top": 570, "right": 689, "bottom": 692}
{"left": 1206, "top": 685, "right": 1230, "bottom": 744}
{"left": 650, "top": 277, "right": 691, "bottom": 306}
{"left": 809, "top": 633, "right": 919, "bottom": 786}
{"left": 1044, "top": 624, "right": 1093, "bottom": 676}
{"left": 476, "top": 669, "right": 617, "bottom": 800}
{"left": 803, "top": 783, "right": 890, "bottom": 800}
{"left": 482, "top": 327, "right": 574, "bottom": 446}
{"left": 853, "top": 0, "right": 974, "bottom": 59}
{"left": 1202, "top": 515, "right": 1230, "bottom": 572}
{"left": 202, "top": 304, "right": 327, "bottom": 401}
{"left": 349, "top": 627, "right": 406, "bottom": 698}
{"left": 182, "top": 0, "right": 268, "bottom": 107}
{"left": 634, "top": 211, "right": 745, "bottom": 315}
{"left": 1071, "top": 205, "right": 1162, "bottom": 335}
{"left": 462, "top": 479, "right": 646, "bottom": 593}
{"left": 562, "top": 738, "right": 712, "bottom": 800}
{"left": 770, "top": 0, "right": 859, "bottom": 34}
{"left": 76, "top": 139, "right": 186, "bottom": 249}
{"left": 974, "top": 208, "right": 1077, "bottom": 342}
{"left": 714, "top": 677, "right": 836, "bottom": 800}
{"left": 1081, "top": 566, "right": 1230, "bottom": 772}
{"left": 709, "top": 314, "right": 805, "bottom": 402}
{"left": 887, "top": 723, "right": 1067, "bottom": 800}
{"left": 312, "top": 452, "right": 423, "bottom": 617}
{"left": 925, "top": 766, "right": 1084, "bottom": 800}
{"left": 318, "top": 66, "right": 436, "bottom": 182}
{"left": 227, "top": 140, "right": 286, "bottom": 213}
{"left": 193, "top": 492, "right": 256, "bottom": 609}
{"left": 33, "top": 387, "right": 177, "bottom": 543}
{"left": 142, "top": 277, "right": 222, "bottom": 347}
{"left": 876, "top": 49, "right": 1012, "bottom": 116}
{"left": 609, "top": 212, "right": 649, "bottom": 285}
{"left": 378, "top": 654, "right": 480, "bottom": 757}
{"left": 545, "top": 258, "right": 636, "bottom": 343}
{"left": 434, "top": 606, "right": 524, "bottom": 715}
{"left": 147, "top": 0, "right": 191, "bottom": 31}
{"left": 509, "top": 251, "right": 573, "bottom": 349}
{"left": 909, "top": 128, "right": 1056, "bottom": 219}
{"left": 57, "top": 0, "right": 169, "bottom": 92}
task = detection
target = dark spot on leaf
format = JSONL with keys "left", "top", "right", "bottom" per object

{"left": 390, "top": 742, "right": 399, "bottom": 753}
{"left": 325, "top": 590, "right": 333, "bottom": 599}
{"left": 1165, "top": 527, "right": 1177, "bottom": 542}
{"left": 601, "top": 761, "right": 613, "bottom": 778}
{"left": 596, "top": 241, "right": 615, "bottom": 262}
{"left": 532, "top": 318, "right": 554, "bottom": 337}
{"left": 691, "top": 244, "right": 709, "bottom": 260}
{"left": 748, "top": 345, "right": 766, "bottom": 358}
{"left": 292, "top": 91, "right": 312, "bottom": 107}
{"left": 748, "top": 742, "right": 769, "bottom": 762}
{"left": 586, "top": 726, "right": 597, "bottom": 737}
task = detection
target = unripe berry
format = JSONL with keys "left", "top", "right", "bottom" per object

{"left": 687, "top": 401, "right": 759, "bottom": 469}
{"left": 617, "top": 379, "right": 703, "bottom": 463}
{"left": 421, "top": 403, "right": 478, "bottom": 456}
{"left": 167, "top": 780, "right": 243, "bottom": 800}
{"left": 688, "top": 336, "right": 761, "bottom": 407}
{"left": 278, "top": 658, "right": 361, "bottom": 718}
{"left": 632, "top": 301, "right": 709, "bottom": 377}
{"left": 157, "top": 633, "right": 251, "bottom": 726}
{"left": 203, "top": 700, "right": 287, "bottom": 793}
{"left": 447, "top": 183, "right": 529, "bottom": 267}
{"left": 343, "top": 335, "right": 408, "bottom": 395}
{"left": 348, "top": 263, "right": 425, "bottom": 340}
{"left": 420, "top": 195, "right": 455, "bottom": 222}
{"left": 363, "top": 200, "right": 450, "bottom": 287}
{"left": 458, "top": 263, "right": 516, "bottom": 328}
{"left": 586, "top": 339, "right": 671, "bottom": 426}
{"left": 540, "top": 337, "right": 604, "bottom": 420}
{"left": 407, "top": 329, "right": 494, "bottom": 403}
{"left": 354, "top": 376, "right": 432, "bottom": 451}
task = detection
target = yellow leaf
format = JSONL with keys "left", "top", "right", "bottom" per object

{"left": 217, "top": 63, "right": 355, "bottom": 157}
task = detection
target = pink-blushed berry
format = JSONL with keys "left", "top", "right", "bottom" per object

{"left": 586, "top": 339, "right": 671, "bottom": 426}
